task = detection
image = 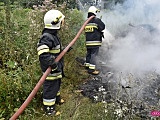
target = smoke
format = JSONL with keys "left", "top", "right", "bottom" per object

{"left": 77, "top": 1, "right": 159, "bottom": 115}
{"left": 100, "top": 0, "right": 160, "bottom": 77}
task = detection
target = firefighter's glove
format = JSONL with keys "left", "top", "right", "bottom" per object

{"left": 67, "top": 47, "right": 73, "bottom": 52}
{"left": 51, "top": 62, "right": 58, "bottom": 69}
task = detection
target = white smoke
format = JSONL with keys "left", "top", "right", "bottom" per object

{"left": 78, "top": 0, "right": 159, "bottom": 112}
{"left": 100, "top": 0, "right": 160, "bottom": 77}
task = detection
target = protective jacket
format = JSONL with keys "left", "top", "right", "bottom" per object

{"left": 84, "top": 13, "right": 105, "bottom": 73}
{"left": 37, "top": 29, "right": 64, "bottom": 80}
{"left": 85, "top": 13, "right": 105, "bottom": 48}
{"left": 37, "top": 29, "right": 64, "bottom": 107}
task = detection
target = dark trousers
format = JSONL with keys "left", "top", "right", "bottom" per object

{"left": 86, "top": 47, "right": 99, "bottom": 72}
{"left": 43, "top": 79, "right": 61, "bottom": 100}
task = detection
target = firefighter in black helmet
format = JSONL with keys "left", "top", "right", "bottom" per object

{"left": 84, "top": 6, "right": 105, "bottom": 75}
{"left": 37, "top": 9, "right": 65, "bottom": 116}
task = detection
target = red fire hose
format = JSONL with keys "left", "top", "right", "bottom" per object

{"left": 9, "top": 15, "right": 95, "bottom": 120}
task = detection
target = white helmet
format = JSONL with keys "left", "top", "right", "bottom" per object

{"left": 88, "top": 6, "right": 100, "bottom": 15}
{"left": 44, "top": 10, "right": 65, "bottom": 29}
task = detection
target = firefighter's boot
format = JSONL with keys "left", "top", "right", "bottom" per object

{"left": 88, "top": 70, "right": 100, "bottom": 75}
{"left": 44, "top": 105, "right": 60, "bottom": 116}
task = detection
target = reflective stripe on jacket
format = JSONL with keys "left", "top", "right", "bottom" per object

{"left": 37, "top": 32, "right": 63, "bottom": 80}
{"left": 85, "top": 17, "right": 105, "bottom": 48}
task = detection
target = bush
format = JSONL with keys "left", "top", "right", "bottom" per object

{"left": 0, "top": 1, "right": 85, "bottom": 119}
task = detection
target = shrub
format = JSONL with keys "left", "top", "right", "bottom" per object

{"left": 0, "top": 0, "right": 85, "bottom": 119}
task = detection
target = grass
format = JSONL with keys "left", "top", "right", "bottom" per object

{"left": 1, "top": 1, "right": 157, "bottom": 120}
{"left": 11, "top": 58, "right": 116, "bottom": 120}
{"left": 15, "top": 66, "right": 110, "bottom": 120}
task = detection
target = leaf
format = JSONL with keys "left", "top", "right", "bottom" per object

{"left": 5, "top": 60, "right": 17, "bottom": 69}
{"left": 14, "top": 108, "right": 19, "bottom": 112}
{"left": 0, "top": 118, "right": 5, "bottom": 120}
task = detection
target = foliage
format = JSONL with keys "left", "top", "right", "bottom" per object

{"left": 0, "top": 0, "right": 89, "bottom": 119}
{"left": 0, "top": 0, "right": 147, "bottom": 120}
{"left": 0, "top": 0, "right": 79, "bottom": 9}
{"left": 0, "top": 2, "right": 41, "bottom": 119}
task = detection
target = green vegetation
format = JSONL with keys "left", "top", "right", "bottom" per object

{"left": 0, "top": 1, "right": 113, "bottom": 120}
{"left": 0, "top": 0, "right": 144, "bottom": 120}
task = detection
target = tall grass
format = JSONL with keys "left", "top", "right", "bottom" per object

{"left": 0, "top": 0, "right": 89, "bottom": 119}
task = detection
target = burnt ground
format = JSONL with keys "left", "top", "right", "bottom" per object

{"left": 76, "top": 57, "right": 160, "bottom": 119}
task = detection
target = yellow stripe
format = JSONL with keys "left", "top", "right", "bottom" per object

{"left": 89, "top": 64, "right": 95, "bottom": 69}
{"left": 46, "top": 75, "right": 62, "bottom": 80}
{"left": 89, "top": 67, "right": 95, "bottom": 69}
{"left": 85, "top": 25, "right": 98, "bottom": 29}
{"left": 50, "top": 49, "right": 60, "bottom": 54}
{"left": 45, "top": 24, "right": 52, "bottom": 27}
{"left": 37, "top": 45, "right": 49, "bottom": 51}
{"left": 86, "top": 42, "right": 102, "bottom": 46}
{"left": 54, "top": 15, "right": 62, "bottom": 23}
{"left": 43, "top": 101, "right": 55, "bottom": 106}
{"left": 57, "top": 92, "right": 60, "bottom": 96}
{"left": 85, "top": 25, "right": 98, "bottom": 32}
{"left": 38, "top": 49, "right": 61, "bottom": 55}
{"left": 85, "top": 63, "right": 90, "bottom": 67}
{"left": 38, "top": 49, "right": 49, "bottom": 55}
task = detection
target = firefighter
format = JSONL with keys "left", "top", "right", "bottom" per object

{"left": 84, "top": 6, "right": 105, "bottom": 75}
{"left": 37, "top": 9, "right": 65, "bottom": 116}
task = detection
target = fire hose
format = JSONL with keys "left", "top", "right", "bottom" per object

{"left": 9, "top": 15, "right": 95, "bottom": 120}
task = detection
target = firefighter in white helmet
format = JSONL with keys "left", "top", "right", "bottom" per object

{"left": 84, "top": 6, "right": 105, "bottom": 75}
{"left": 37, "top": 9, "right": 65, "bottom": 116}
